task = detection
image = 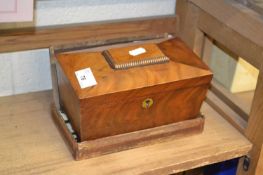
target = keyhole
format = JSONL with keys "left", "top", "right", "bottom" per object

{"left": 142, "top": 98, "right": 153, "bottom": 109}
{"left": 145, "top": 100, "right": 151, "bottom": 107}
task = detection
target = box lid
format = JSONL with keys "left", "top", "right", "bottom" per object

{"left": 56, "top": 38, "right": 212, "bottom": 100}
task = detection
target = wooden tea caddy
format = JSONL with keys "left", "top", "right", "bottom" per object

{"left": 50, "top": 37, "right": 212, "bottom": 160}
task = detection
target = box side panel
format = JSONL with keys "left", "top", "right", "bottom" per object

{"left": 80, "top": 84, "right": 209, "bottom": 141}
{"left": 56, "top": 62, "right": 81, "bottom": 137}
{"left": 158, "top": 38, "right": 210, "bottom": 70}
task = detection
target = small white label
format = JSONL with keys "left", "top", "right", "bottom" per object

{"left": 75, "top": 68, "right": 97, "bottom": 89}
{"left": 129, "top": 47, "right": 146, "bottom": 56}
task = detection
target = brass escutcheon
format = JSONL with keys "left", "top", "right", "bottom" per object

{"left": 142, "top": 98, "right": 154, "bottom": 109}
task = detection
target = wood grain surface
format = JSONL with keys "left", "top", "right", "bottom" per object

{"left": 56, "top": 38, "right": 212, "bottom": 100}
{"left": 105, "top": 43, "right": 166, "bottom": 64}
{"left": 176, "top": 0, "right": 202, "bottom": 51}
{"left": 0, "top": 91, "right": 251, "bottom": 175}
{"left": 237, "top": 70, "right": 263, "bottom": 175}
{"left": 181, "top": 2, "right": 263, "bottom": 174}
{"left": 191, "top": 0, "right": 263, "bottom": 69}
{"left": 0, "top": 15, "right": 177, "bottom": 53}
{"left": 55, "top": 38, "right": 212, "bottom": 141}
{"left": 78, "top": 85, "right": 208, "bottom": 141}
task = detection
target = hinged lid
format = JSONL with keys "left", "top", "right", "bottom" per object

{"left": 56, "top": 38, "right": 212, "bottom": 101}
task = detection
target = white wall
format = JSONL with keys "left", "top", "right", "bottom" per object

{"left": 36, "top": 0, "right": 176, "bottom": 26}
{"left": 0, "top": 0, "right": 176, "bottom": 97}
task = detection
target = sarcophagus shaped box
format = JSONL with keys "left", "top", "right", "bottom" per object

{"left": 52, "top": 38, "right": 212, "bottom": 159}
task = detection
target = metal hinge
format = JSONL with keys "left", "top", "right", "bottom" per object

{"left": 243, "top": 155, "right": 250, "bottom": 171}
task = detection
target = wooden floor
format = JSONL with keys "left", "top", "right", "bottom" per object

{"left": 0, "top": 91, "right": 251, "bottom": 175}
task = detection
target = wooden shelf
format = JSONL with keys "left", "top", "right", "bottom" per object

{"left": 212, "top": 80, "right": 254, "bottom": 119}
{"left": 0, "top": 91, "right": 251, "bottom": 175}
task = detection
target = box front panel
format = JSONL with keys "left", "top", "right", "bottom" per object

{"left": 80, "top": 84, "right": 209, "bottom": 141}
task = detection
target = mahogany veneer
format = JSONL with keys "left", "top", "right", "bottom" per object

{"left": 54, "top": 38, "right": 212, "bottom": 143}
